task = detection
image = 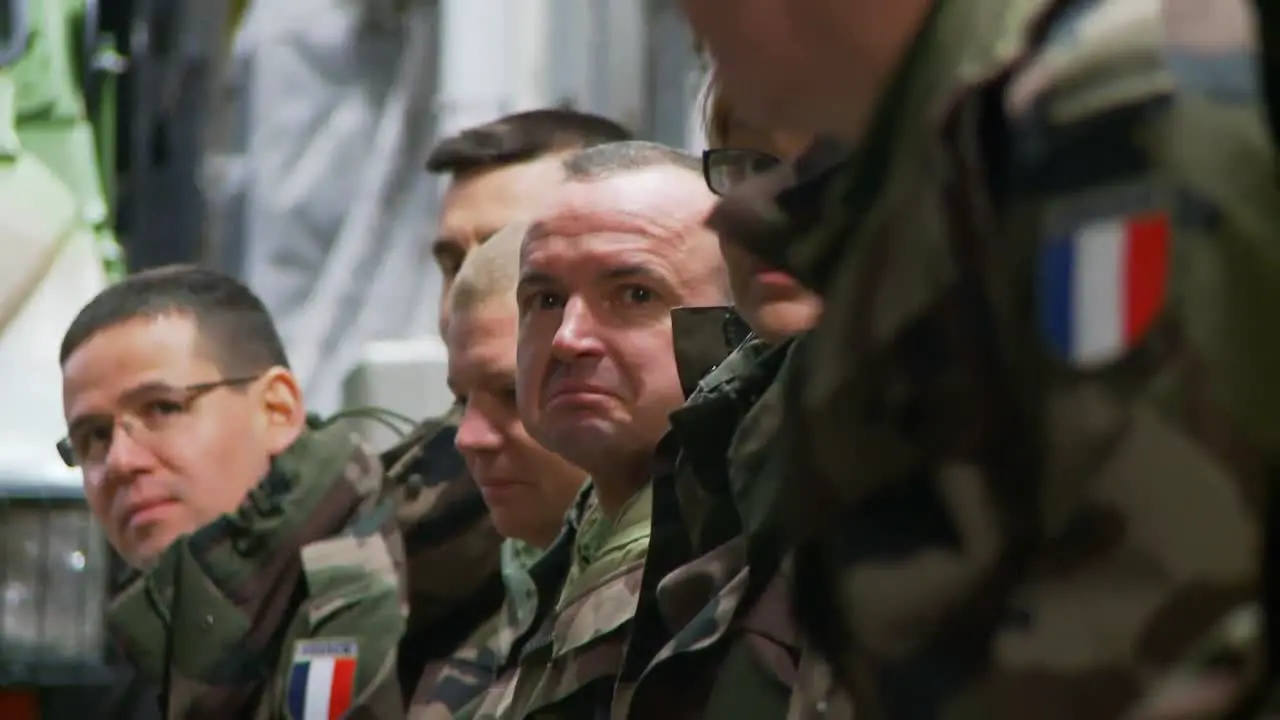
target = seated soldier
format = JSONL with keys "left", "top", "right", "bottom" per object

{"left": 58, "top": 266, "right": 406, "bottom": 719}
{"left": 469, "top": 141, "right": 736, "bottom": 718}
{"left": 616, "top": 73, "right": 849, "bottom": 718}
{"left": 409, "top": 223, "right": 588, "bottom": 718}
{"left": 386, "top": 110, "right": 631, "bottom": 698}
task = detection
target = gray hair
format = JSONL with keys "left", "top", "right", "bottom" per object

{"left": 561, "top": 140, "right": 701, "bottom": 181}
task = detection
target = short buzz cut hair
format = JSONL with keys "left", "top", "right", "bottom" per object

{"left": 59, "top": 265, "right": 289, "bottom": 376}
{"left": 561, "top": 140, "right": 701, "bottom": 182}
{"left": 425, "top": 109, "right": 633, "bottom": 177}
{"left": 447, "top": 221, "right": 527, "bottom": 319}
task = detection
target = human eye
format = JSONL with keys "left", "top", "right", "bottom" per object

{"left": 520, "top": 289, "right": 565, "bottom": 314}
{"left": 140, "top": 397, "right": 188, "bottom": 421}
{"left": 497, "top": 385, "right": 518, "bottom": 407}
{"left": 619, "top": 284, "right": 656, "bottom": 306}
{"left": 71, "top": 425, "right": 112, "bottom": 464}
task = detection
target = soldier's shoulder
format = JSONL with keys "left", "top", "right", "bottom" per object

{"left": 381, "top": 406, "right": 464, "bottom": 485}
{"left": 1007, "top": 0, "right": 1170, "bottom": 122}
{"left": 1010, "top": 0, "right": 1260, "bottom": 118}
{"left": 378, "top": 405, "right": 486, "bottom": 543}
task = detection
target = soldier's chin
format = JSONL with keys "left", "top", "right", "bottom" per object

{"left": 746, "top": 296, "right": 821, "bottom": 344}
{"left": 119, "top": 528, "right": 180, "bottom": 570}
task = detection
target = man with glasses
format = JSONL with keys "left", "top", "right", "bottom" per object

{"left": 611, "top": 90, "right": 846, "bottom": 717}
{"left": 681, "top": 0, "right": 1278, "bottom": 718}
{"left": 59, "top": 265, "right": 407, "bottom": 719}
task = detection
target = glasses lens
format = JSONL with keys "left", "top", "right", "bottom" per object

{"left": 703, "top": 149, "right": 781, "bottom": 196}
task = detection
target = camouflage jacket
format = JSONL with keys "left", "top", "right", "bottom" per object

{"left": 616, "top": 312, "right": 848, "bottom": 720}
{"left": 706, "top": 0, "right": 1278, "bottom": 717}
{"left": 469, "top": 481, "right": 653, "bottom": 719}
{"left": 107, "top": 422, "right": 408, "bottom": 719}
{"left": 408, "top": 539, "right": 544, "bottom": 720}
{"left": 381, "top": 406, "right": 507, "bottom": 703}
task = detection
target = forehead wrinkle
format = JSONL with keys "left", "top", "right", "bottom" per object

{"left": 529, "top": 169, "right": 714, "bottom": 245}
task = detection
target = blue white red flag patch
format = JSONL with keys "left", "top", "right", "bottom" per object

{"left": 287, "top": 639, "right": 358, "bottom": 720}
{"left": 1038, "top": 210, "right": 1170, "bottom": 368}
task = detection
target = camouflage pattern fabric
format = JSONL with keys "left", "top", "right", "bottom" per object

{"left": 107, "top": 421, "right": 408, "bottom": 719}
{"left": 381, "top": 406, "right": 507, "bottom": 703}
{"left": 408, "top": 539, "right": 545, "bottom": 720}
{"left": 705, "top": 0, "right": 1279, "bottom": 717}
{"left": 620, "top": 320, "right": 850, "bottom": 719}
{"left": 469, "top": 482, "right": 652, "bottom": 719}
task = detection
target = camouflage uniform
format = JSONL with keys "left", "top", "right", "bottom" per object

{"left": 107, "top": 421, "right": 408, "bottom": 719}
{"left": 381, "top": 407, "right": 507, "bottom": 703}
{"left": 615, "top": 308, "right": 849, "bottom": 720}
{"left": 706, "top": 0, "right": 1278, "bottom": 717}
{"left": 407, "top": 539, "right": 544, "bottom": 720}
{"left": 467, "top": 482, "right": 653, "bottom": 719}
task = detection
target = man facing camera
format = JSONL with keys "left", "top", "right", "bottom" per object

{"left": 59, "top": 265, "right": 407, "bottom": 719}
{"left": 384, "top": 110, "right": 632, "bottom": 699}
{"left": 469, "top": 141, "right": 736, "bottom": 718}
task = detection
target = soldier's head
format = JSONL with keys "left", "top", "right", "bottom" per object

{"left": 446, "top": 222, "right": 587, "bottom": 548}
{"left": 701, "top": 70, "right": 823, "bottom": 343}
{"left": 427, "top": 109, "right": 633, "bottom": 336}
{"left": 515, "top": 142, "right": 730, "bottom": 510}
{"left": 679, "top": 0, "right": 933, "bottom": 137}
{"left": 59, "top": 266, "right": 306, "bottom": 568}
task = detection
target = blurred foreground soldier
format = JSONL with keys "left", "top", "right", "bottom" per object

{"left": 682, "top": 0, "right": 1280, "bottom": 717}
{"left": 58, "top": 266, "right": 406, "bottom": 718}
{"left": 386, "top": 109, "right": 632, "bottom": 696}
{"left": 409, "top": 223, "right": 588, "bottom": 718}
{"left": 470, "top": 141, "right": 733, "bottom": 718}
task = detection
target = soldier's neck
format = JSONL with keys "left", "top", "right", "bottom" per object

{"left": 592, "top": 466, "right": 650, "bottom": 520}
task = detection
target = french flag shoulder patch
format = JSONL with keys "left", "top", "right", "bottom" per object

{"left": 287, "top": 638, "right": 359, "bottom": 720}
{"left": 1038, "top": 209, "right": 1171, "bottom": 369}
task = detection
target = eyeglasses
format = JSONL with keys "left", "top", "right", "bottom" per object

{"left": 702, "top": 148, "right": 782, "bottom": 196}
{"left": 57, "top": 376, "right": 260, "bottom": 468}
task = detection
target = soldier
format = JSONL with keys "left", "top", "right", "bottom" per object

{"left": 680, "top": 0, "right": 1280, "bottom": 717}
{"left": 468, "top": 141, "right": 735, "bottom": 718}
{"left": 387, "top": 109, "right": 632, "bottom": 697}
{"left": 408, "top": 223, "right": 588, "bottom": 718}
{"left": 58, "top": 266, "right": 406, "bottom": 719}
{"left": 611, "top": 75, "right": 847, "bottom": 720}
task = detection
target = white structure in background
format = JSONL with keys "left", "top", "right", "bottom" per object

{"left": 210, "top": 0, "right": 707, "bottom": 447}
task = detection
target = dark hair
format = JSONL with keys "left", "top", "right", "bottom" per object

{"left": 561, "top": 140, "right": 701, "bottom": 182}
{"left": 60, "top": 265, "right": 290, "bottom": 375}
{"left": 425, "top": 109, "right": 633, "bottom": 176}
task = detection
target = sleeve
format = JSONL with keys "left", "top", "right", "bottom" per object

{"left": 279, "top": 532, "right": 409, "bottom": 720}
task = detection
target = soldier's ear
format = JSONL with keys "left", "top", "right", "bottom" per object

{"left": 257, "top": 366, "right": 305, "bottom": 454}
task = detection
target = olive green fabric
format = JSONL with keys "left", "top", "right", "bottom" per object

{"left": 108, "top": 422, "right": 408, "bottom": 719}
{"left": 705, "top": 0, "right": 1277, "bottom": 716}
{"left": 381, "top": 406, "right": 506, "bottom": 706}
{"left": 467, "top": 482, "right": 653, "bottom": 719}
{"left": 408, "top": 539, "right": 545, "bottom": 720}
{"left": 616, "top": 308, "right": 826, "bottom": 719}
